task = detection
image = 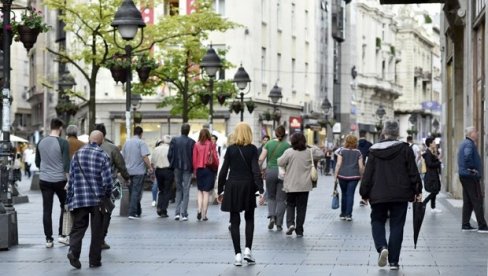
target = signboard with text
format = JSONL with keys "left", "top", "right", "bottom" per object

{"left": 289, "top": 117, "right": 302, "bottom": 134}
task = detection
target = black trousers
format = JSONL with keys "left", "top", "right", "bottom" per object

{"left": 39, "top": 180, "right": 67, "bottom": 240}
{"left": 102, "top": 200, "right": 114, "bottom": 241}
{"left": 156, "top": 168, "right": 174, "bottom": 213}
{"left": 229, "top": 208, "right": 255, "bottom": 254}
{"left": 371, "top": 202, "right": 408, "bottom": 264}
{"left": 286, "top": 192, "right": 309, "bottom": 234}
{"left": 423, "top": 192, "right": 438, "bottom": 209}
{"left": 459, "top": 176, "right": 487, "bottom": 227}
{"left": 69, "top": 206, "right": 104, "bottom": 264}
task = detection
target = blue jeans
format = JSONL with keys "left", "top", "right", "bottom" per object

{"left": 371, "top": 202, "right": 408, "bottom": 263}
{"left": 174, "top": 168, "right": 192, "bottom": 217}
{"left": 151, "top": 179, "right": 158, "bottom": 201}
{"left": 128, "top": 175, "right": 145, "bottom": 217}
{"left": 338, "top": 179, "right": 359, "bottom": 217}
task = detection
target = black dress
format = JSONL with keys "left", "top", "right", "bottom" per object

{"left": 218, "top": 144, "right": 264, "bottom": 212}
{"left": 422, "top": 150, "right": 441, "bottom": 193}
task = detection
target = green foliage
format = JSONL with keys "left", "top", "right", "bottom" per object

{"left": 12, "top": 7, "right": 50, "bottom": 33}
{"left": 135, "top": 54, "right": 158, "bottom": 69}
{"left": 104, "top": 54, "right": 131, "bottom": 68}
{"left": 424, "top": 14, "right": 432, "bottom": 24}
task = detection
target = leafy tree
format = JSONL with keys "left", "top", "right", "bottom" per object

{"left": 133, "top": 0, "right": 238, "bottom": 123}
{"left": 43, "top": 0, "right": 220, "bottom": 131}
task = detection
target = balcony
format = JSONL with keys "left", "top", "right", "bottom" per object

{"left": 423, "top": 71, "right": 432, "bottom": 82}
{"left": 414, "top": 67, "right": 423, "bottom": 78}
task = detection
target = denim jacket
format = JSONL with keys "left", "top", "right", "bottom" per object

{"left": 168, "top": 135, "right": 195, "bottom": 171}
{"left": 457, "top": 137, "right": 482, "bottom": 179}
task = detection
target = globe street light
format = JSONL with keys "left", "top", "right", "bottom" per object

{"left": 111, "top": 0, "right": 145, "bottom": 139}
{"left": 232, "top": 65, "right": 251, "bottom": 121}
{"left": 268, "top": 83, "right": 282, "bottom": 128}
{"left": 375, "top": 104, "right": 386, "bottom": 132}
{"left": 321, "top": 97, "right": 333, "bottom": 144}
{"left": 200, "top": 46, "right": 222, "bottom": 130}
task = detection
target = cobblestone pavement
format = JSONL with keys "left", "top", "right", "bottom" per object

{"left": 1, "top": 174, "right": 487, "bottom": 276}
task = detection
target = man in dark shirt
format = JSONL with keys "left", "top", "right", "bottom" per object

{"left": 66, "top": 130, "right": 113, "bottom": 269}
{"left": 357, "top": 130, "right": 372, "bottom": 206}
{"left": 168, "top": 123, "right": 195, "bottom": 221}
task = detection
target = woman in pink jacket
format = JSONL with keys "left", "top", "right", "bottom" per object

{"left": 192, "top": 128, "right": 219, "bottom": 221}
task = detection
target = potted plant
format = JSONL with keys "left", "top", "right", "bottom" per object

{"left": 135, "top": 54, "right": 157, "bottom": 83}
{"left": 231, "top": 101, "right": 242, "bottom": 114}
{"left": 262, "top": 110, "right": 271, "bottom": 121}
{"left": 200, "top": 93, "right": 211, "bottom": 105}
{"left": 0, "top": 25, "right": 14, "bottom": 47}
{"left": 245, "top": 100, "right": 255, "bottom": 113}
{"left": 12, "top": 8, "right": 50, "bottom": 51}
{"left": 104, "top": 54, "right": 131, "bottom": 83}
{"left": 216, "top": 93, "right": 229, "bottom": 105}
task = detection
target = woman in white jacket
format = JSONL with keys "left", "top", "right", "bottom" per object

{"left": 277, "top": 132, "right": 315, "bottom": 237}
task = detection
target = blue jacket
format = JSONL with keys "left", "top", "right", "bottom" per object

{"left": 168, "top": 135, "right": 195, "bottom": 171}
{"left": 457, "top": 137, "right": 482, "bottom": 179}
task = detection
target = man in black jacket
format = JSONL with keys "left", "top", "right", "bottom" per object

{"left": 360, "top": 120, "right": 422, "bottom": 271}
{"left": 168, "top": 123, "right": 195, "bottom": 221}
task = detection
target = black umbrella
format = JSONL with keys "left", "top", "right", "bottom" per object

{"left": 413, "top": 200, "right": 426, "bottom": 249}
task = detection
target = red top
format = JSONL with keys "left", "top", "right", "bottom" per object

{"left": 192, "top": 140, "right": 219, "bottom": 173}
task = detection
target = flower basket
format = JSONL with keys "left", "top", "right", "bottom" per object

{"left": 55, "top": 101, "right": 79, "bottom": 116}
{"left": 245, "top": 101, "right": 255, "bottom": 113}
{"left": 110, "top": 65, "right": 129, "bottom": 84}
{"left": 12, "top": 8, "right": 49, "bottom": 51}
{"left": 273, "top": 110, "right": 281, "bottom": 122}
{"left": 134, "top": 111, "right": 142, "bottom": 124}
{"left": 136, "top": 66, "right": 151, "bottom": 83}
{"left": 217, "top": 93, "right": 228, "bottom": 105}
{"left": 200, "top": 93, "right": 211, "bottom": 105}
{"left": 231, "top": 101, "right": 242, "bottom": 114}
{"left": 262, "top": 111, "right": 271, "bottom": 121}
{"left": 17, "top": 25, "right": 41, "bottom": 51}
{"left": 135, "top": 54, "right": 157, "bottom": 83}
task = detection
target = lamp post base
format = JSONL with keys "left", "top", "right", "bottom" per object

{"left": 0, "top": 209, "right": 18, "bottom": 249}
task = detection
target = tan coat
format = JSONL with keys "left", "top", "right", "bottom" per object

{"left": 277, "top": 148, "right": 314, "bottom": 193}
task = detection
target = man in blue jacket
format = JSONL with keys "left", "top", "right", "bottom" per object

{"left": 457, "top": 126, "right": 488, "bottom": 232}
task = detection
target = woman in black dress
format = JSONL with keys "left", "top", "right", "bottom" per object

{"left": 422, "top": 136, "right": 442, "bottom": 213}
{"left": 218, "top": 122, "right": 264, "bottom": 266}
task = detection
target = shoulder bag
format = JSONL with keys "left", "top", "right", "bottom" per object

{"left": 75, "top": 154, "right": 115, "bottom": 214}
{"left": 206, "top": 143, "right": 219, "bottom": 172}
{"left": 331, "top": 178, "right": 340, "bottom": 209}
{"left": 310, "top": 149, "right": 318, "bottom": 183}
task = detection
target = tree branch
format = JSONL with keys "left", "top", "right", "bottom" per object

{"left": 46, "top": 47, "right": 91, "bottom": 83}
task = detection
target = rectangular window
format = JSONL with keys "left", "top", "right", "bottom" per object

{"left": 292, "top": 58, "right": 296, "bottom": 90}
{"left": 215, "top": 0, "right": 225, "bottom": 16}
{"left": 261, "top": 47, "right": 267, "bottom": 84}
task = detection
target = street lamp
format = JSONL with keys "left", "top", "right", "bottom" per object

{"left": 268, "top": 83, "right": 283, "bottom": 128}
{"left": 131, "top": 93, "right": 142, "bottom": 126}
{"left": 111, "top": 0, "right": 146, "bottom": 140}
{"left": 321, "top": 97, "right": 333, "bottom": 144}
{"left": 57, "top": 69, "right": 77, "bottom": 123}
{"left": 375, "top": 104, "right": 386, "bottom": 131}
{"left": 432, "top": 118, "right": 439, "bottom": 135}
{"left": 408, "top": 113, "right": 418, "bottom": 136}
{"left": 200, "top": 46, "right": 222, "bottom": 131}
{"left": 232, "top": 64, "right": 251, "bottom": 121}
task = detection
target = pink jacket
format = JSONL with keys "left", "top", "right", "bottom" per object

{"left": 192, "top": 140, "right": 219, "bottom": 173}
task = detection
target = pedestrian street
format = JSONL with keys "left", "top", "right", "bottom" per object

{"left": 1, "top": 174, "right": 487, "bottom": 276}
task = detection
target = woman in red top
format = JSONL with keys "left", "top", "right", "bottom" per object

{"left": 192, "top": 128, "right": 219, "bottom": 221}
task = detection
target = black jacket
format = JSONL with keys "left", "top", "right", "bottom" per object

{"left": 168, "top": 135, "right": 195, "bottom": 171}
{"left": 422, "top": 150, "right": 441, "bottom": 193}
{"left": 360, "top": 140, "right": 422, "bottom": 204}
{"left": 357, "top": 138, "right": 372, "bottom": 164}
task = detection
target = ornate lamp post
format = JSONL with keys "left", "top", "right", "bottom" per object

{"left": 232, "top": 65, "right": 251, "bottom": 122}
{"left": 200, "top": 46, "right": 222, "bottom": 131}
{"left": 131, "top": 93, "right": 142, "bottom": 126}
{"left": 408, "top": 113, "right": 418, "bottom": 136}
{"left": 321, "top": 97, "right": 333, "bottom": 144}
{"left": 56, "top": 69, "right": 77, "bottom": 123}
{"left": 268, "top": 83, "right": 283, "bottom": 128}
{"left": 375, "top": 104, "right": 386, "bottom": 131}
{"left": 432, "top": 118, "right": 439, "bottom": 136}
{"left": 111, "top": 0, "right": 146, "bottom": 139}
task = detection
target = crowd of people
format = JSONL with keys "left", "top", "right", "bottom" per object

{"left": 24, "top": 116, "right": 488, "bottom": 271}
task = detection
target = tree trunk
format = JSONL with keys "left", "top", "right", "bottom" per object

{"left": 182, "top": 50, "right": 191, "bottom": 123}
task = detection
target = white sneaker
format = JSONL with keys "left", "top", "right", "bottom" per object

{"left": 181, "top": 216, "right": 188, "bottom": 221}
{"left": 174, "top": 215, "right": 180, "bottom": 221}
{"left": 128, "top": 216, "right": 140, "bottom": 220}
{"left": 45, "top": 239, "right": 54, "bottom": 248}
{"left": 431, "top": 209, "right": 442, "bottom": 213}
{"left": 378, "top": 248, "right": 388, "bottom": 267}
{"left": 58, "top": 236, "right": 69, "bottom": 245}
{"left": 243, "top": 247, "right": 255, "bottom": 264}
{"left": 234, "top": 253, "right": 242, "bottom": 266}
{"left": 151, "top": 201, "right": 156, "bottom": 207}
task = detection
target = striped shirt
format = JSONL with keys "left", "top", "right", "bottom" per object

{"left": 67, "top": 143, "right": 113, "bottom": 211}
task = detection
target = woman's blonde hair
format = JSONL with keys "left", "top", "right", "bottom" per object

{"left": 344, "top": 134, "right": 358, "bottom": 149}
{"left": 233, "top": 122, "right": 253, "bottom": 146}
